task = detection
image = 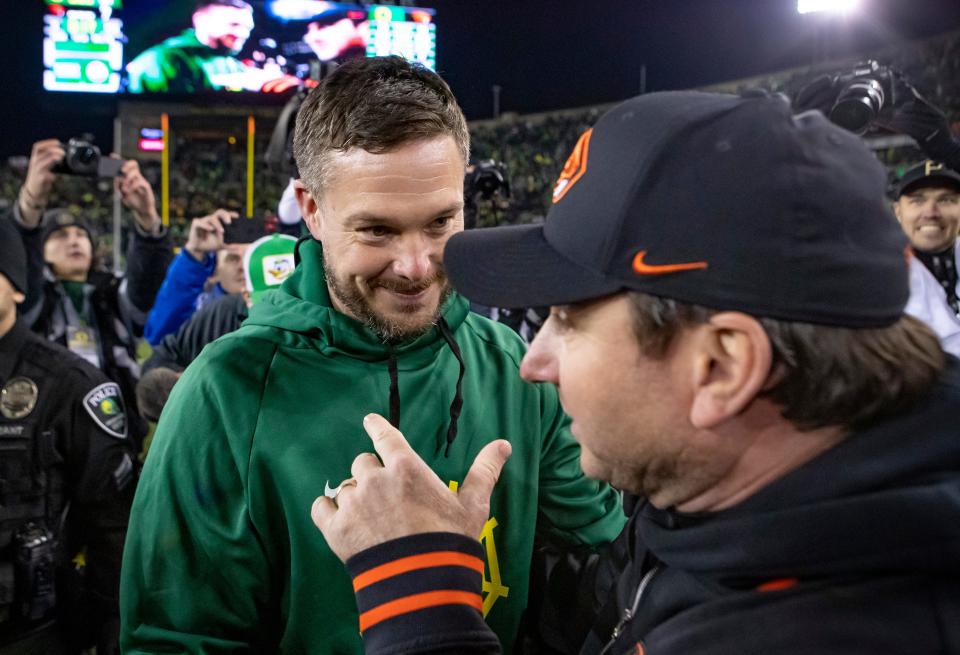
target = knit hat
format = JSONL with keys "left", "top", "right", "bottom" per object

{"left": 0, "top": 217, "right": 27, "bottom": 294}
{"left": 40, "top": 208, "right": 94, "bottom": 246}
{"left": 243, "top": 234, "right": 298, "bottom": 304}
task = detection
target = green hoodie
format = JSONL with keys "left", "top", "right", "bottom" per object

{"left": 126, "top": 29, "right": 250, "bottom": 94}
{"left": 120, "top": 240, "right": 625, "bottom": 654}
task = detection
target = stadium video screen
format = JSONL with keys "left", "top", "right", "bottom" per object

{"left": 43, "top": 0, "right": 437, "bottom": 95}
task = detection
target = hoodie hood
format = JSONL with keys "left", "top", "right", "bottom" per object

{"left": 638, "top": 359, "right": 960, "bottom": 585}
{"left": 242, "top": 238, "right": 470, "bottom": 453}
{"left": 243, "top": 238, "right": 469, "bottom": 364}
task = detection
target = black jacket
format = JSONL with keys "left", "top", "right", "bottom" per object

{"left": 6, "top": 209, "right": 172, "bottom": 449}
{"left": 345, "top": 359, "right": 960, "bottom": 655}
{"left": 0, "top": 320, "right": 137, "bottom": 655}
{"left": 142, "top": 293, "right": 247, "bottom": 374}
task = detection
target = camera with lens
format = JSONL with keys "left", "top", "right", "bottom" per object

{"left": 465, "top": 160, "right": 511, "bottom": 202}
{"left": 827, "top": 60, "right": 895, "bottom": 136}
{"left": 13, "top": 522, "right": 58, "bottom": 622}
{"left": 52, "top": 136, "right": 123, "bottom": 178}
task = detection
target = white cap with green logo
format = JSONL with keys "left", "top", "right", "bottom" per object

{"left": 243, "top": 234, "right": 298, "bottom": 305}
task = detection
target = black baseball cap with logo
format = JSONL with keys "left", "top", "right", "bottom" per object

{"left": 445, "top": 91, "right": 909, "bottom": 328}
{"left": 896, "top": 160, "right": 960, "bottom": 198}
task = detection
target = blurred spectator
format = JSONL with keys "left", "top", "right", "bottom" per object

{"left": 138, "top": 234, "right": 297, "bottom": 427}
{"left": 895, "top": 160, "right": 960, "bottom": 355}
{"left": 4, "top": 139, "right": 173, "bottom": 452}
{"left": 0, "top": 217, "right": 136, "bottom": 655}
{"left": 143, "top": 208, "right": 242, "bottom": 345}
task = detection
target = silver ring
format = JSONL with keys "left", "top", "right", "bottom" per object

{"left": 334, "top": 478, "right": 358, "bottom": 504}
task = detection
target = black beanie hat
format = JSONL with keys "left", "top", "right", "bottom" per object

{"left": 40, "top": 208, "right": 95, "bottom": 246}
{"left": 0, "top": 217, "right": 28, "bottom": 294}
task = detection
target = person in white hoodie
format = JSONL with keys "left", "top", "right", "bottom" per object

{"left": 895, "top": 160, "right": 960, "bottom": 355}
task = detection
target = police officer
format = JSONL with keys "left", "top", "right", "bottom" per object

{"left": 1, "top": 218, "right": 136, "bottom": 654}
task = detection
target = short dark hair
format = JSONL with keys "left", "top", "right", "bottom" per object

{"left": 293, "top": 56, "right": 469, "bottom": 195}
{"left": 627, "top": 292, "right": 945, "bottom": 432}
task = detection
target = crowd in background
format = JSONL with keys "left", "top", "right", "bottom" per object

{"left": 2, "top": 28, "right": 958, "bottom": 265}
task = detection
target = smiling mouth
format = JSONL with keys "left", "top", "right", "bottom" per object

{"left": 381, "top": 287, "right": 430, "bottom": 302}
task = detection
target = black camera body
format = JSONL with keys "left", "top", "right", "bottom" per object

{"left": 829, "top": 60, "right": 895, "bottom": 135}
{"left": 52, "top": 137, "right": 123, "bottom": 178}
{"left": 465, "top": 160, "right": 511, "bottom": 202}
{"left": 12, "top": 522, "right": 57, "bottom": 622}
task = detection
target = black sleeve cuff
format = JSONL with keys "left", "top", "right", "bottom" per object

{"left": 346, "top": 532, "right": 501, "bottom": 655}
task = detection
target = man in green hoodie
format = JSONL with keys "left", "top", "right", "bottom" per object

{"left": 126, "top": 0, "right": 256, "bottom": 94}
{"left": 119, "top": 56, "right": 625, "bottom": 653}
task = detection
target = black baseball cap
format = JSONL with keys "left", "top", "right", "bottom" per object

{"left": 445, "top": 91, "right": 909, "bottom": 328}
{"left": 40, "top": 208, "right": 94, "bottom": 246}
{"left": 0, "top": 217, "right": 27, "bottom": 294}
{"left": 896, "top": 160, "right": 960, "bottom": 198}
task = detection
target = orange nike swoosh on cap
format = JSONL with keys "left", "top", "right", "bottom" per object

{"left": 632, "top": 250, "right": 709, "bottom": 275}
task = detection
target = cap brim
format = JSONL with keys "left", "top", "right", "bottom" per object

{"left": 445, "top": 224, "right": 622, "bottom": 309}
{"left": 900, "top": 174, "right": 960, "bottom": 197}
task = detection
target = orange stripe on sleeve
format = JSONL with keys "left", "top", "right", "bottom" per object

{"left": 359, "top": 590, "right": 483, "bottom": 632}
{"left": 353, "top": 551, "right": 484, "bottom": 592}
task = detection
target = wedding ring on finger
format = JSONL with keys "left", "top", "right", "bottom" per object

{"left": 330, "top": 478, "right": 357, "bottom": 506}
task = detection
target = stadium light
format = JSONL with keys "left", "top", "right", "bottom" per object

{"left": 797, "top": 0, "right": 860, "bottom": 14}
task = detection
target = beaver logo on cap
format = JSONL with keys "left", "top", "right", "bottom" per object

{"left": 552, "top": 128, "right": 592, "bottom": 204}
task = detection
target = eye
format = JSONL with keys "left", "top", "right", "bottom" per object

{"left": 549, "top": 307, "right": 572, "bottom": 333}
{"left": 360, "top": 225, "right": 389, "bottom": 238}
{"left": 431, "top": 216, "right": 451, "bottom": 229}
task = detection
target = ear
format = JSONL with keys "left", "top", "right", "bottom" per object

{"left": 688, "top": 312, "right": 772, "bottom": 430}
{"left": 12, "top": 291, "right": 25, "bottom": 305}
{"left": 294, "top": 180, "right": 323, "bottom": 240}
{"left": 892, "top": 200, "right": 903, "bottom": 224}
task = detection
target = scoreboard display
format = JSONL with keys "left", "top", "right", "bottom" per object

{"left": 41, "top": 0, "right": 437, "bottom": 95}
{"left": 43, "top": 0, "right": 125, "bottom": 93}
{"left": 366, "top": 5, "right": 436, "bottom": 71}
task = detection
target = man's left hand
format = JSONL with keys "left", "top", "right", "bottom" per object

{"left": 117, "top": 159, "right": 161, "bottom": 234}
{"left": 312, "top": 414, "right": 512, "bottom": 562}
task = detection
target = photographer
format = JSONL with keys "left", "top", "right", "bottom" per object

{"left": 794, "top": 61, "right": 960, "bottom": 170}
{"left": 143, "top": 208, "right": 242, "bottom": 345}
{"left": 4, "top": 138, "right": 173, "bottom": 452}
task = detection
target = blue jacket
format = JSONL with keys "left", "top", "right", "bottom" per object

{"left": 143, "top": 249, "right": 220, "bottom": 345}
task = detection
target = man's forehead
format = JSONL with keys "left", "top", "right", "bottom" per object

{"left": 902, "top": 181, "right": 960, "bottom": 198}
{"left": 48, "top": 224, "right": 87, "bottom": 237}
{"left": 322, "top": 140, "right": 465, "bottom": 211}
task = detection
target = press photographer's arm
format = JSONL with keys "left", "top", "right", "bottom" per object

{"left": 794, "top": 63, "right": 960, "bottom": 169}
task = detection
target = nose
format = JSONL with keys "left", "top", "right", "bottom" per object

{"left": 520, "top": 320, "right": 560, "bottom": 384}
{"left": 921, "top": 198, "right": 942, "bottom": 218}
{"left": 392, "top": 235, "right": 436, "bottom": 281}
{"left": 66, "top": 228, "right": 85, "bottom": 247}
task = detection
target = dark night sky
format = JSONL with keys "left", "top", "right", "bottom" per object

{"left": 1, "top": 0, "right": 959, "bottom": 158}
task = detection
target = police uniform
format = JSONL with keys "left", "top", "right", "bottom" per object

{"left": 0, "top": 319, "right": 136, "bottom": 655}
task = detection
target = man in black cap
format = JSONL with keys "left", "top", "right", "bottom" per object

{"left": 0, "top": 218, "right": 137, "bottom": 655}
{"left": 5, "top": 140, "right": 173, "bottom": 452}
{"left": 309, "top": 91, "right": 960, "bottom": 653}
{"left": 895, "top": 160, "right": 960, "bottom": 356}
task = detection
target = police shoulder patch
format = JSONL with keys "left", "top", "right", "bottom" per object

{"left": 82, "top": 382, "right": 127, "bottom": 440}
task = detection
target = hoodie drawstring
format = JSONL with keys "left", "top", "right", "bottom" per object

{"left": 387, "top": 349, "right": 401, "bottom": 429}
{"left": 437, "top": 318, "right": 465, "bottom": 457}
{"left": 383, "top": 319, "right": 465, "bottom": 457}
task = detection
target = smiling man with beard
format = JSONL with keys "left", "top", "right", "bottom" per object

{"left": 119, "top": 56, "right": 626, "bottom": 654}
